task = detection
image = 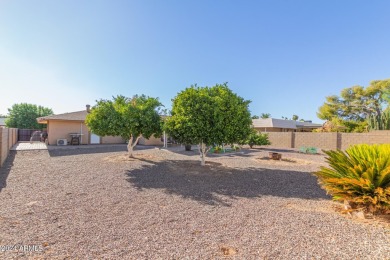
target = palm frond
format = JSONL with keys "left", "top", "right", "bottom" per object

{"left": 313, "top": 144, "right": 390, "bottom": 213}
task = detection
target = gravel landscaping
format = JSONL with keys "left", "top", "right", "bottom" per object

{"left": 0, "top": 145, "right": 389, "bottom": 259}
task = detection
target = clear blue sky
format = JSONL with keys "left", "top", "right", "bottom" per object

{"left": 1, "top": 1, "right": 389, "bottom": 122}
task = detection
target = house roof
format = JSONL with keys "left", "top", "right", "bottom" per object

{"left": 37, "top": 107, "right": 166, "bottom": 124}
{"left": 0, "top": 117, "right": 7, "bottom": 126}
{"left": 252, "top": 118, "right": 322, "bottom": 129}
{"left": 252, "top": 118, "right": 297, "bottom": 129}
{"left": 37, "top": 111, "right": 88, "bottom": 123}
{"left": 296, "top": 121, "right": 323, "bottom": 129}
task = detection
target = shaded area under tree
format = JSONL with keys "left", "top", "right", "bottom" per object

{"left": 126, "top": 159, "right": 329, "bottom": 206}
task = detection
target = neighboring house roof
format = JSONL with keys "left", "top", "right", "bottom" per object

{"left": 296, "top": 121, "right": 323, "bottom": 129}
{"left": 252, "top": 118, "right": 322, "bottom": 129}
{"left": 0, "top": 117, "right": 7, "bottom": 126}
{"left": 37, "top": 111, "right": 88, "bottom": 124}
{"left": 37, "top": 106, "right": 166, "bottom": 124}
{"left": 252, "top": 118, "right": 297, "bottom": 129}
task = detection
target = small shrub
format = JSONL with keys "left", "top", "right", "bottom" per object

{"left": 246, "top": 130, "right": 271, "bottom": 148}
{"left": 313, "top": 144, "right": 390, "bottom": 213}
{"left": 214, "top": 146, "right": 222, "bottom": 153}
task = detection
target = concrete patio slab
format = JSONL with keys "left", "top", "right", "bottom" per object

{"left": 10, "top": 142, "right": 48, "bottom": 151}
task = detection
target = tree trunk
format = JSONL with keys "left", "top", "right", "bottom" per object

{"left": 201, "top": 153, "right": 206, "bottom": 166}
{"left": 127, "top": 142, "right": 134, "bottom": 158}
{"left": 127, "top": 135, "right": 141, "bottom": 158}
{"left": 198, "top": 142, "right": 210, "bottom": 166}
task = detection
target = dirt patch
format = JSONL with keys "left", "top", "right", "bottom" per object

{"left": 332, "top": 203, "right": 390, "bottom": 229}
{"left": 374, "top": 214, "right": 390, "bottom": 228}
{"left": 220, "top": 245, "right": 237, "bottom": 256}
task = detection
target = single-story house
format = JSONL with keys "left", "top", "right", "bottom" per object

{"left": 37, "top": 105, "right": 164, "bottom": 146}
{"left": 295, "top": 120, "right": 323, "bottom": 132}
{"left": 252, "top": 118, "right": 322, "bottom": 132}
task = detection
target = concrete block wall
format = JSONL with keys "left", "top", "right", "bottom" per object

{"left": 0, "top": 128, "right": 18, "bottom": 167}
{"left": 264, "top": 131, "right": 390, "bottom": 151}
{"left": 295, "top": 132, "right": 338, "bottom": 150}
{"left": 266, "top": 132, "right": 294, "bottom": 148}
{"left": 340, "top": 131, "right": 390, "bottom": 150}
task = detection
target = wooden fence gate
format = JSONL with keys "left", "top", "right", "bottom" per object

{"left": 18, "top": 129, "right": 39, "bottom": 141}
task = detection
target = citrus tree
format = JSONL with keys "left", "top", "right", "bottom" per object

{"left": 165, "top": 83, "right": 252, "bottom": 166}
{"left": 86, "top": 95, "right": 162, "bottom": 158}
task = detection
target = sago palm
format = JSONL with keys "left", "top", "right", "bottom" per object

{"left": 314, "top": 144, "right": 390, "bottom": 213}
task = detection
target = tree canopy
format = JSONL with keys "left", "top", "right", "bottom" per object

{"left": 317, "top": 79, "right": 390, "bottom": 132}
{"left": 281, "top": 114, "right": 300, "bottom": 120}
{"left": 317, "top": 79, "right": 390, "bottom": 123}
{"left": 5, "top": 103, "right": 53, "bottom": 129}
{"left": 260, "top": 113, "right": 271, "bottom": 119}
{"left": 86, "top": 95, "right": 162, "bottom": 157}
{"left": 165, "top": 83, "right": 252, "bottom": 165}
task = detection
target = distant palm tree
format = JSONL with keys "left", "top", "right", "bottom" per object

{"left": 251, "top": 115, "right": 260, "bottom": 119}
{"left": 260, "top": 113, "right": 271, "bottom": 119}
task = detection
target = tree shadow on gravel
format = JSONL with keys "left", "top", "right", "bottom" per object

{"left": 125, "top": 159, "right": 330, "bottom": 206}
{"left": 0, "top": 151, "right": 16, "bottom": 193}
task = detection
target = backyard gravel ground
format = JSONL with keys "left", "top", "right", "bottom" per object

{"left": 0, "top": 145, "right": 389, "bottom": 259}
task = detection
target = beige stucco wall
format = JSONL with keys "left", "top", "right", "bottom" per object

{"left": 141, "top": 135, "right": 164, "bottom": 146}
{"left": 47, "top": 120, "right": 127, "bottom": 145}
{"left": 101, "top": 136, "right": 126, "bottom": 144}
{"left": 47, "top": 120, "right": 90, "bottom": 145}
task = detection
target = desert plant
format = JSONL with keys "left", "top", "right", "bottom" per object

{"left": 214, "top": 146, "right": 222, "bottom": 153}
{"left": 368, "top": 110, "right": 390, "bottom": 130}
{"left": 232, "top": 145, "right": 240, "bottom": 151}
{"left": 313, "top": 144, "right": 390, "bottom": 213}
